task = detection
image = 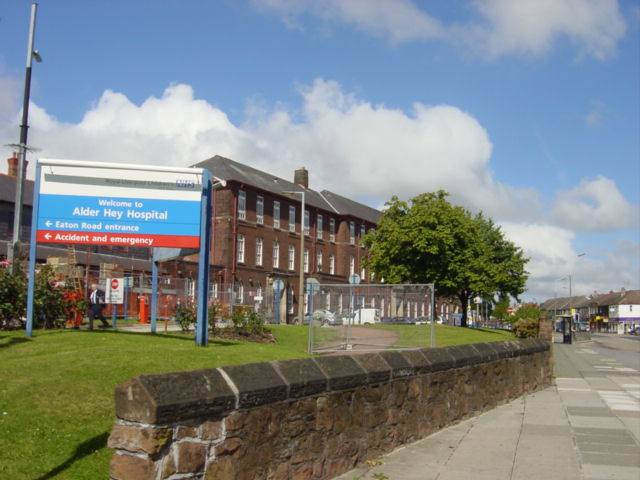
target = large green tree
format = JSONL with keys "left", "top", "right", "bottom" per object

{"left": 363, "top": 191, "right": 529, "bottom": 327}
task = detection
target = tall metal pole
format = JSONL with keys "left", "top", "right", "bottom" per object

{"left": 298, "top": 193, "right": 305, "bottom": 325}
{"left": 10, "top": 3, "right": 39, "bottom": 264}
{"left": 284, "top": 191, "right": 306, "bottom": 325}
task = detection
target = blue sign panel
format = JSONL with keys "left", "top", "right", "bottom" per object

{"left": 37, "top": 194, "right": 201, "bottom": 236}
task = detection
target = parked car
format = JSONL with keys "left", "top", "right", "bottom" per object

{"left": 381, "top": 316, "right": 416, "bottom": 325}
{"left": 628, "top": 326, "right": 640, "bottom": 336}
{"left": 295, "top": 309, "right": 342, "bottom": 326}
{"left": 313, "top": 309, "right": 342, "bottom": 326}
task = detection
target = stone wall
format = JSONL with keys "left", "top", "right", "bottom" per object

{"left": 108, "top": 339, "right": 552, "bottom": 480}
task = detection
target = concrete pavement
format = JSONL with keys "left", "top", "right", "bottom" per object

{"left": 335, "top": 337, "right": 640, "bottom": 480}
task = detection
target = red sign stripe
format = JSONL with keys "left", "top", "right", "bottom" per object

{"left": 36, "top": 230, "right": 200, "bottom": 249}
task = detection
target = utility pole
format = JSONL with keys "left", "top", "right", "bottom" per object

{"left": 9, "top": 3, "right": 41, "bottom": 265}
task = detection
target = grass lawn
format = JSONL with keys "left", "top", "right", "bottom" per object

{"left": 0, "top": 324, "right": 515, "bottom": 479}
{"left": 372, "top": 324, "right": 515, "bottom": 348}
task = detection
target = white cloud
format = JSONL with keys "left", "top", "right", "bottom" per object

{"left": 584, "top": 100, "right": 605, "bottom": 127}
{"left": 256, "top": 0, "right": 627, "bottom": 60}
{"left": 501, "top": 222, "right": 639, "bottom": 301}
{"left": 469, "top": 0, "right": 627, "bottom": 59}
{"left": 239, "top": 78, "right": 541, "bottom": 220}
{"left": 0, "top": 77, "right": 637, "bottom": 301}
{"left": 253, "top": 0, "right": 444, "bottom": 43}
{"left": 550, "top": 176, "right": 640, "bottom": 231}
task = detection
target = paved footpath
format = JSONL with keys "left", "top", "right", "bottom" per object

{"left": 335, "top": 337, "right": 640, "bottom": 480}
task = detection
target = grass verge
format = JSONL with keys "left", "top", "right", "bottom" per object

{"left": 0, "top": 324, "right": 514, "bottom": 479}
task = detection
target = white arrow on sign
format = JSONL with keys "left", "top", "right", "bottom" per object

{"left": 45, "top": 220, "right": 52, "bottom": 227}
{"left": 44, "top": 233, "right": 51, "bottom": 239}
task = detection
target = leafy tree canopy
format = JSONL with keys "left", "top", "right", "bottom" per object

{"left": 363, "top": 191, "right": 529, "bottom": 327}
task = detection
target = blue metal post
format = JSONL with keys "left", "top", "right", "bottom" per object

{"left": 25, "top": 162, "right": 42, "bottom": 337}
{"left": 111, "top": 296, "right": 116, "bottom": 328}
{"left": 195, "top": 170, "right": 212, "bottom": 346}
{"left": 151, "top": 249, "right": 158, "bottom": 334}
{"left": 123, "top": 280, "right": 128, "bottom": 323}
{"left": 307, "top": 283, "right": 314, "bottom": 353}
{"left": 275, "top": 284, "right": 280, "bottom": 325}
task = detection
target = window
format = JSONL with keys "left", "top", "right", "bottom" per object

{"left": 288, "top": 245, "right": 295, "bottom": 270}
{"left": 237, "top": 234, "right": 245, "bottom": 263}
{"left": 256, "top": 196, "right": 264, "bottom": 225}
{"left": 273, "top": 201, "right": 280, "bottom": 229}
{"left": 316, "top": 251, "right": 323, "bottom": 272}
{"left": 289, "top": 205, "right": 296, "bottom": 233}
{"left": 329, "top": 218, "right": 336, "bottom": 242}
{"left": 349, "top": 221, "right": 355, "bottom": 245}
{"left": 304, "top": 210, "right": 310, "bottom": 236}
{"left": 361, "top": 267, "right": 366, "bottom": 280}
{"left": 349, "top": 256, "right": 355, "bottom": 275}
{"left": 272, "top": 241, "right": 280, "bottom": 268}
{"left": 317, "top": 214, "right": 323, "bottom": 240}
{"left": 303, "top": 248, "right": 309, "bottom": 273}
{"left": 238, "top": 190, "right": 246, "bottom": 220}
{"left": 360, "top": 225, "right": 366, "bottom": 243}
{"left": 329, "top": 254, "right": 335, "bottom": 275}
{"left": 255, "top": 238, "right": 263, "bottom": 266}
{"left": 236, "top": 282, "right": 244, "bottom": 304}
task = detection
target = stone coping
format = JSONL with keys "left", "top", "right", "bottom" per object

{"left": 115, "top": 339, "right": 549, "bottom": 424}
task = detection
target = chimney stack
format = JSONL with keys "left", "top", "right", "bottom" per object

{"left": 7, "top": 152, "right": 27, "bottom": 177}
{"left": 294, "top": 167, "right": 309, "bottom": 189}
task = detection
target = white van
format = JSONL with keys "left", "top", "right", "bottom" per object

{"left": 352, "top": 308, "right": 381, "bottom": 325}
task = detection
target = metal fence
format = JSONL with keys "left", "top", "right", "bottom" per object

{"left": 304, "top": 283, "right": 436, "bottom": 354}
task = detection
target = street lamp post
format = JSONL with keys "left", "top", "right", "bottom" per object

{"left": 9, "top": 3, "right": 41, "bottom": 264}
{"left": 283, "top": 190, "right": 306, "bottom": 325}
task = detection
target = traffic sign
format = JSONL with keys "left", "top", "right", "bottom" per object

{"left": 106, "top": 277, "right": 124, "bottom": 304}
{"left": 305, "top": 277, "right": 320, "bottom": 292}
{"left": 507, "top": 306, "right": 514, "bottom": 314}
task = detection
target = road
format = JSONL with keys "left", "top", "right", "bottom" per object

{"left": 589, "top": 332, "right": 640, "bottom": 371}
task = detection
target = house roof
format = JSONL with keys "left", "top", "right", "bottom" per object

{"left": 540, "top": 289, "right": 640, "bottom": 310}
{"left": 0, "top": 174, "right": 34, "bottom": 206}
{"left": 194, "top": 155, "right": 382, "bottom": 224}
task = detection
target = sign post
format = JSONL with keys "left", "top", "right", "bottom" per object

{"left": 106, "top": 277, "right": 124, "bottom": 328}
{"left": 26, "top": 159, "right": 209, "bottom": 342}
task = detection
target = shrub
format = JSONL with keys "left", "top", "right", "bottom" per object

{"left": 0, "top": 260, "right": 26, "bottom": 329}
{"left": 174, "top": 301, "right": 196, "bottom": 332}
{"left": 230, "top": 307, "right": 269, "bottom": 336}
{"left": 32, "top": 265, "right": 72, "bottom": 329}
{"left": 513, "top": 317, "right": 539, "bottom": 338}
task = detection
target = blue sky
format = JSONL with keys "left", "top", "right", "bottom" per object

{"left": 1, "top": 0, "right": 638, "bottom": 302}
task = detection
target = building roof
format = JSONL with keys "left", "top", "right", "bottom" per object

{"left": 194, "top": 155, "right": 382, "bottom": 225}
{"left": 540, "top": 289, "right": 640, "bottom": 311}
{"left": 0, "top": 174, "right": 34, "bottom": 206}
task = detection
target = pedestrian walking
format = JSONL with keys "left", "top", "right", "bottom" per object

{"left": 88, "top": 283, "right": 110, "bottom": 329}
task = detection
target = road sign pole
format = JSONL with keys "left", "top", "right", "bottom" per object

{"left": 151, "top": 251, "right": 158, "bottom": 334}
{"left": 195, "top": 170, "right": 212, "bottom": 346}
{"left": 25, "top": 162, "right": 42, "bottom": 337}
{"left": 112, "top": 296, "right": 117, "bottom": 328}
{"left": 275, "top": 283, "right": 280, "bottom": 325}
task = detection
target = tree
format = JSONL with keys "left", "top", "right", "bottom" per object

{"left": 363, "top": 191, "right": 529, "bottom": 327}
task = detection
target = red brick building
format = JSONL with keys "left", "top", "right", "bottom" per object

{"left": 193, "top": 155, "right": 382, "bottom": 322}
